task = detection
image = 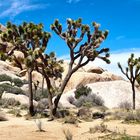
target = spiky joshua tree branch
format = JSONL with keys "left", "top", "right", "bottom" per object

{"left": 51, "top": 18, "right": 110, "bottom": 115}
{"left": 118, "top": 53, "right": 140, "bottom": 109}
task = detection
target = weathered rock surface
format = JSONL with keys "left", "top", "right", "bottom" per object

{"left": 1, "top": 92, "right": 38, "bottom": 106}
{"left": 87, "top": 80, "right": 140, "bottom": 109}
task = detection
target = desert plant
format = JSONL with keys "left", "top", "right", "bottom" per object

{"left": 119, "top": 101, "right": 132, "bottom": 110}
{"left": 7, "top": 108, "right": 22, "bottom": 117}
{"left": 0, "top": 74, "right": 12, "bottom": 83}
{"left": 118, "top": 54, "right": 140, "bottom": 109}
{"left": 33, "top": 89, "right": 48, "bottom": 101}
{"left": 0, "top": 22, "right": 51, "bottom": 116}
{"left": 75, "top": 85, "right": 92, "bottom": 99}
{"left": 89, "top": 123, "right": 109, "bottom": 133}
{"left": 0, "top": 83, "right": 25, "bottom": 95}
{"left": 63, "top": 129, "right": 73, "bottom": 140}
{"left": 12, "top": 78, "right": 24, "bottom": 87}
{"left": 34, "top": 119, "right": 45, "bottom": 132}
{"left": 73, "top": 93, "right": 104, "bottom": 108}
{"left": 51, "top": 18, "right": 110, "bottom": 116}
{"left": 0, "top": 98, "right": 20, "bottom": 108}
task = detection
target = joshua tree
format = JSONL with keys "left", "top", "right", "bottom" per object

{"left": 0, "top": 22, "right": 50, "bottom": 116}
{"left": 51, "top": 18, "right": 110, "bottom": 115}
{"left": 118, "top": 54, "right": 140, "bottom": 109}
{"left": 34, "top": 51, "right": 63, "bottom": 119}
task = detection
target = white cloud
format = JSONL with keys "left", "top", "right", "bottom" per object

{"left": 115, "top": 35, "right": 125, "bottom": 40}
{"left": 67, "top": 0, "right": 81, "bottom": 4}
{"left": 88, "top": 48, "right": 140, "bottom": 78}
{"left": 0, "top": 0, "right": 49, "bottom": 18}
{"left": 59, "top": 48, "right": 140, "bottom": 78}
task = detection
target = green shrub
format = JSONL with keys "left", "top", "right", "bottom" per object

{"left": 0, "top": 83, "right": 25, "bottom": 95}
{"left": 0, "top": 74, "right": 12, "bottom": 82}
{"left": 0, "top": 98, "right": 20, "bottom": 108}
{"left": 119, "top": 101, "right": 132, "bottom": 110}
{"left": 73, "top": 93, "right": 104, "bottom": 108}
{"left": 7, "top": 109, "right": 22, "bottom": 117}
{"left": 75, "top": 85, "right": 92, "bottom": 99}
{"left": 12, "top": 78, "right": 24, "bottom": 87}
{"left": 34, "top": 89, "right": 48, "bottom": 101}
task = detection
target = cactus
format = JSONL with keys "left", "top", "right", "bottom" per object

{"left": 118, "top": 54, "right": 140, "bottom": 109}
{"left": 51, "top": 18, "right": 110, "bottom": 115}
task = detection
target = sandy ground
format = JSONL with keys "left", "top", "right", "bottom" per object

{"left": 1, "top": 109, "right": 140, "bottom": 140}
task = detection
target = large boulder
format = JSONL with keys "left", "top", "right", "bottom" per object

{"left": 0, "top": 60, "right": 20, "bottom": 79}
{"left": 87, "top": 80, "right": 140, "bottom": 109}
{"left": 53, "top": 90, "right": 76, "bottom": 108}
{"left": 63, "top": 71, "right": 123, "bottom": 92}
{"left": 1, "top": 92, "right": 38, "bottom": 106}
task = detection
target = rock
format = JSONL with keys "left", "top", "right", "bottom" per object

{"left": 1, "top": 92, "right": 38, "bottom": 106}
{"left": 53, "top": 90, "right": 76, "bottom": 108}
{"left": 0, "top": 60, "right": 20, "bottom": 79}
{"left": 64, "top": 71, "right": 123, "bottom": 92}
{"left": 87, "top": 67, "right": 104, "bottom": 74}
{"left": 87, "top": 80, "right": 140, "bottom": 109}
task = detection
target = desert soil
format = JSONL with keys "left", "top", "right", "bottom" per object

{"left": 1, "top": 109, "right": 140, "bottom": 140}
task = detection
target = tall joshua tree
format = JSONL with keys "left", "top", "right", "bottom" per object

{"left": 51, "top": 18, "right": 110, "bottom": 115}
{"left": 118, "top": 54, "right": 140, "bottom": 109}
{"left": 34, "top": 50, "right": 63, "bottom": 119}
{"left": 0, "top": 22, "right": 50, "bottom": 116}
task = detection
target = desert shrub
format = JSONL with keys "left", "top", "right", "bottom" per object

{"left": 0, "top": 83, "right": 25, "bottom": 95}
{"left": 34, "top": 119, "right": 45, "bottom": 132}
{"left": 0, "top": 74, "right": 12, "bottom": 82}
{"left": 73, "top": 93, "right": 104, "bottom": 108}
{"left": 64, "top": 116, "right": 79, "bottom": 124}
{"left": 74, "top": 85, "right": 92, "bottom": 99}
{"left": 36, "top": 98, "right": 49, "bottom": 112}
{"left": 92, "top": 112, "right": 105, "bottom": 119}
{"left": 0, "top": 98, "right": 20, "bottom": 108}
{"left": 20, "top": 104, "right": 28, "bottom": 110}
{"left": 34, "top": 89, "right": 48, "bottom": 101}
{"left": 89, "top": 123, "right": 109, "bottom": 133}
{"left": 119, "top": 101, "right": 132, "bottom": 110}
{"left": 124, "top": 111, "right": 140, "bottom": 123}
{"left": 7, "top": 109, "right": 22, "bottom": 117}
{"left": 0, "top": 113, "right": 8, "bottom": 121}
{"left": 67, "top": 96, "right": 75, "bottom": 104}
{"left": 63, "top": 129, "right": 73, "bottom": 140}
{"left": 12, "top": 78, "right": 24, "bottom": 87}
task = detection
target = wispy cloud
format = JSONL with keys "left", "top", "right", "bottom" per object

{"left": 67, "top": 0, "right": 81, "bottom": 4}
{"left": 59, "top": 48, "right": 140, "bottom": 78}
{"left": 115, "top": 35, "right": 125, "bottom": 40}
{"left": 0, "top": 0, "right": 49, "bottom": 18}
{"left": 88, "top": 48, "right": 140, "bottom": 78}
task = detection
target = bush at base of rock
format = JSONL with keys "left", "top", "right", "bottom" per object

{"left": 73, "top": 93, "right": 104, "bottom": 108}
{"left": 0, "top": 98, "right": 20, "bottom": 108}
{"left": 0, "top": 83, "right": 25, "bottom": 95}
{"left": 33, "top": 89, "right": 48, "bottom": 101}
{"left": 74, "top": 85, "right": 92, "bottom": 99}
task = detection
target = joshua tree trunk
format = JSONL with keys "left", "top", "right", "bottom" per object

{"left": 132, "top": 83, "right": 136, "bottom": 110}
{"left": 28, "top": 68, "right": 34, "bottom": 116}
{"left": 53, "top": 71, "right": 73, "bottom": 116}
{"left": 42, "top": 76, "right": 44, "bottom": 95}
{"left": 44, "top": 75, "right": 54, "bottom": 120}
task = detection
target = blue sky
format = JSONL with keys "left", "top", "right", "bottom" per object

{"left": 0, "top": 0, "right": 140, "bottom": 75}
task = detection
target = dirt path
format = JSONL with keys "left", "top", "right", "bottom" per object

{"left": 1, "top": 110, "right": 140, "bottom": 140}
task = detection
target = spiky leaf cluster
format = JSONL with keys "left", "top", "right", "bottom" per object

{"left": 0, "top": 22, "right": 51, "bottom": 68}
{"left": 118, "top": 53, "right": 140, "bottom": 82}
{"left": 51, "top": 18, "right": 110, "bottom": 65}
